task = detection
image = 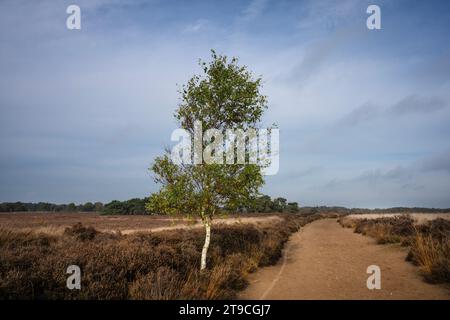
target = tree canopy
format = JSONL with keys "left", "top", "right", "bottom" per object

{"left": 146, "top": 51, "right": 268, "bottom": 221}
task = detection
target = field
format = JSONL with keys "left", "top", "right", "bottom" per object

{"left": 1, "top": 212, "right": 449, "bottom": 300}
{"left": 0, "top": 212, "right": 318, "bottom": 299}
{"left": 344, "top": 213, "right": 450, "bottom": 224}
{"left": 0, "top": 212, "right": 282, "bottom": 235}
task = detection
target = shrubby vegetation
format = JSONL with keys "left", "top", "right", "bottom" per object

{"left": 339, "top": 216, "right": 450, "bottom": 284}
{"left": 297, "top": 206, "right": 450, "bottom": 215}
{"left": 0, "top": 214, "right": 320, "bottom": 299}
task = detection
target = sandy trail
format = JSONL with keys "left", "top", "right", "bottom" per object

{"left": 120, "top": 216, "right": 282, "bottom": 234}
{"left": 239, "top": 219, "right": 449, "bottom": 300}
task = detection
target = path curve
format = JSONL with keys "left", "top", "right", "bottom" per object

{"left": 239, "top": 219, "right": 449, "bottom": 300}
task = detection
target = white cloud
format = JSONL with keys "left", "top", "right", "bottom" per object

{"left": 183, "top": 19, "right": 209, "bottom": 33}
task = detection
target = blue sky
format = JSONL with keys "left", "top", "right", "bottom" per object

{"left": 1, "top": 0, "right": 450, "bottom": 207}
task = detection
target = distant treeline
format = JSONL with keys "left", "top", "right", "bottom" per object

{"left": 0, "top": 196, "right": 297, "bottom": 215}
{"left": 0, "top": 201, "right": 104, "bottom": 213}
{"left": 296, "top": 206, "right": 450, "bottom": 215}
{"left": 0, "top": 198, "right": 148, "bottom": 215}
{"left": 1, "top": 199, "right": 449, "bottom": 215}
{"left": 242, "top": 201, "right": 450, "bottom": 215}
{"left": 241, "top": 195, "right": 300, "bottom": 213}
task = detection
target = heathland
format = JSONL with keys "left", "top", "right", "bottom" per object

{"left": 0, "top": 211, "right": 449, "bottom": 299}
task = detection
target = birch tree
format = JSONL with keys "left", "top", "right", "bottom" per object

{"left": 146, "top": 50, "right": 268, "bottom": 270}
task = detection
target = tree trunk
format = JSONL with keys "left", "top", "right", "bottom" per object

{"left": 200, "top": 217, "right": 211, "bottom": 271}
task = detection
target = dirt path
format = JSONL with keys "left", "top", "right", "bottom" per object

{"left": 239, "top": 219, "right": 449, "bottom": 300}
{"left": 121, "top": 216, "right": 282, "bottom": 234}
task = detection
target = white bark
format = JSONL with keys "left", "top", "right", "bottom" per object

{"left": 200, "top": 217, "right": 211, "bottom": 271}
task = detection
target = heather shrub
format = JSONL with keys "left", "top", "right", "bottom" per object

{"left": 0, "top": 214, "right": 320, "bottom": 299}
{"left": 348, "top": 215, "right": 450, "bottom": 284}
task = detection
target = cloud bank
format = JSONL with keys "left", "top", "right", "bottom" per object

{"left": 1, "top": 0, "right": 450, "bottom": 207}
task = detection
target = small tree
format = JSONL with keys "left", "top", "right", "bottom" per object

{"left": 272, "top": 197, "right": 287, "bottom": 212}
{"left": 146, "top": 50, "right": 268, "bottom": 270}
{"left": 83, "top": 202, "right": 95, "bottom": 212}
{"left": 287, "top": 202, "right": 299, "bottom": 213}
{"left": 67, "top": 203, "right": 77, "bottom": 212}
{"left": 94, "top": 202, "right": 104, "bottom": 212}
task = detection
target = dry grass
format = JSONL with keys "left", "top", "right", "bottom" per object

{"left": 0, "top": 212, "right": 282, "bottom": 235}
{"left": 340, "top": 215, "right": 450, "bottom": 284}
{"left": 0, "top": 214, "right": 320, "bottom": 300}
{"left": 406, "top": 233, "right": 450, "bottom": 283}
{"left": 0, "top": 212, "right": 180, "bottom": 235}
{"left": 345, "top": 213, "right": 450, "bottom": 224}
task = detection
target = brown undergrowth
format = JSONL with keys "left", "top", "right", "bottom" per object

{"left": 339, "top": 215, "right": 450, "bottom": 284}
{"left": 0, "top": 214, "right": 320, "bottom": 299}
